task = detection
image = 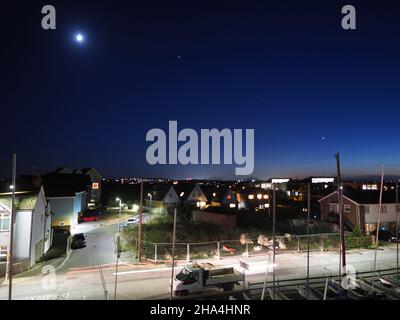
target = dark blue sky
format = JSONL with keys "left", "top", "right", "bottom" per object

{"left": 2, "top": 0, "right": 400, "bottom": 179}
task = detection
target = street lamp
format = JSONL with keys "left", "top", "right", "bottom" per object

{"left": 147, "top": 193, "right": 152, "bottom": 210}
{"left": 116, "top": 198, "right": 122, "bottom": 230}
{"left": 114, "top": 197, "right": 122, "bottom": 300}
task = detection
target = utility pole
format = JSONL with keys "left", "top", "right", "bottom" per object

{"left": 6, "top": 153, "right": 16, "bottom": 300}
{"left": 396, "top": 180, "right": 399, "bottom": 285}
{"left": 272, "top": 184, "right": 276, "bottom": 300}
{"left": 372, "top": 165, "right": 385, "bottom": 293}
{"left": 138, "top": 180, "right": 144, "bottom": 262}
{"left": 335, "top": 152, "right": 346, "bottom": 279}
{"left": 306, "top": 182, "right": 311, "bottom": 299}
{"left": 169, "top": 208, "right": 177, "bottom": 300}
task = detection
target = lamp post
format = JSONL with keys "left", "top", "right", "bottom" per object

{"left": 116, "top": 197, "right": 122, "bottom": 230}
{"left": 148, "top": 193, "right": 152, "bottom": 218}
{"left": 114, "top": 197, "right": 122, "bottom": 300}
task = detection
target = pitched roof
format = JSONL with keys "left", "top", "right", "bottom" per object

{"left": 53, "top": 166, "right": 72, "bottom": 174}
{"left": 173, "top": 183, "right": 197, "bottom": 201}
{"left": 43, "top": 174, "right": 91, "bottom": 197}
{"left": 20, "top": 174, "right": 91, "bottom": 197}
{"left": 319, "top": 187, "right": 398, "bottom": 204}
{"left": 0, "top": 191, "right": 39, "bottom": 211}
{"left": 146, "top": 185, "right": 176, "bottom": 201}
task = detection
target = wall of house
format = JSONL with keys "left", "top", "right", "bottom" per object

{"left": 87, "top": 170, "right": 102, "bottom": 205}
{"left": 29, "top": 192, "right": 51, "bottom": 266}
{"left": 48, "top": 197, "right": 75, "bottom": 228}
{"left": 13, "top": 210, "right": 32, "bottom": 261}
{"left": 363, "top": 203, "right": 398, "bottom": 233}
{"left": 319, "top": 193, "right": 364, "bottom": 230}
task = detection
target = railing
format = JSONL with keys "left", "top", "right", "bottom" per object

{"left": 122, "top": 233, "right": 374, "bottom": 262}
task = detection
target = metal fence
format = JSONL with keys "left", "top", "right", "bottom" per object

{"left": 122, "top": 233, "right": 375, "bottom": 263}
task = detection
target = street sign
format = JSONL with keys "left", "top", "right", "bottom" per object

{"left": 240, "top": 261, "right": 249, "bottom": 271}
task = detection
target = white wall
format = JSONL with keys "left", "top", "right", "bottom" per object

{"left": 13, "top": 210, "right": 32, "bottom": 261}
{"left": 29, "top": 189, "right": 50, "bottom": 266}
{"left": 364, "top": 203, "right": 398, "bottom": 224}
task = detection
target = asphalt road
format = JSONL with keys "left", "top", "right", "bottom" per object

{"left": 0, "top": 219, "right": 399, "bottom": 300}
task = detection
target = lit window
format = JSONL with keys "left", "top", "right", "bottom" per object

{"left": 344, "top": 204, "right": 351, "bottom": 213}
{"left": 92, "top": 183, "right": 99, "bottom": 190}
{"left": 229, "top": 203, "right": 236, "bottom": 208}
{"left": 263, "top": 194, "right": 269, "bottom": 200}
{"left": 213, "top": 193, "right": 216, "bottom": 197}
{"left": 248, "top": 194, "right": 254, "bottom": 200}
{"left": 0, "top": 214, "right": 10, "bottom": 231}
{"left": 257, "top": 194, "right": 262, "bottom": 200}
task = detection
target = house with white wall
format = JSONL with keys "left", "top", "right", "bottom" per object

{"left": 319, "top": 188, "right": 399, "bottom": 234}
{"left": 0, "top": 186, "right": 52, "bottom": 275}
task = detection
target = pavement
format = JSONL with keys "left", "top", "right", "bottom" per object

{"left": 0, "top": 216, "right": 399, "bottom": 300}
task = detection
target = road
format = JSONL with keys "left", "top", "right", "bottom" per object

{"left": 0, "top": 219, "right": 399, "bottom": 300}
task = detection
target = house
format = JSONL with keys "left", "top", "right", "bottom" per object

{"left": 197, "top": 185, "right": 238, "bottom": 209}
{"left": 174, "top": 183, "right": 209, "bottom": 209}
{"left": 81, "top": 168, "right": 102, "bottom": 206}
{"left": 41, "top": 174, "right": 90, "bottom": 231}
{"left": 0, "top": 186, "right": 52, "bottom": 275}
{"left": 52, "top": 167, "right": 102, "bottom": 206}
{"left": 235, "top": 187, "right": 270, "bottom": 211}
{"left": 145, "top": 185, "right": 180, "bottom": 214}
{"left": 319, "top": 188, "right": 399, "bottom": 234}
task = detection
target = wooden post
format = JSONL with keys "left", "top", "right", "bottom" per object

{"left": 372, "top": 165, "right": 384, "bottom": 293}
{"left": 169, "top": 209, "right": 177, "bottom": 300}
{"left": 336, "top": 152, "right": 346, "bottom": 279}
{"left": 297, "top": 236, "right": 300, "bottom": 253}
{"left": 154, "top": 243, "right": 158, "bottom": 263}
{"left": 217, "top": 241, "right": 221, "bottom": 260}
{"left": 186, "top": 243, "right": 190, "bottom": 262}
{"left": 138, "top": 180, "right": 144, "bottom": 262}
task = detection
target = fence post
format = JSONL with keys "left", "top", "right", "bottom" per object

{"left": 217, "top": 241, "right": 221, "bottom": 260}
{"left": 320, "top": 236, "right": 324, "bottom": 252}
{"left": 186, "top": 243, "right": 190, "bottom": 262}
{"left": 245, "top": 243, "right": 249, "bottom": 257}
{"left": 297, "top": 236, "right": 300, "bottom": 254}
{"left": 154, "top": 243, "right": 158, "bottom": 263}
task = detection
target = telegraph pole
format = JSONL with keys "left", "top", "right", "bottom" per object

{"left": 372, "top": 165, "right": 385, "bottom": 292}
{"left": 138, "top": 180, "right": 144, "bottom": 262}
{"left": 335, "top": 152, "right": 346, "bottom": 279}
{"left": 272, "top": 184, "right": 276, "bottom": 300}
{"left": 396, "top": 180, "right": 399, "bottom": 285}
{"left": 6, "top": 153, "right": 16, "bottom": 300}
{"left": 306, "top": 182, "right": 311, "bottom": 298}
{"left": 169, "top": 208, "right": 177, "bottom": 300}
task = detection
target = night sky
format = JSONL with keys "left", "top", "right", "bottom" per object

{"left": 2, "top": 0, "right": 400, "bottom": 179}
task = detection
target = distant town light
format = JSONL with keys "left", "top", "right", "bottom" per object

{"left": 9, "top": 185, "right": 14, "bottom": 190}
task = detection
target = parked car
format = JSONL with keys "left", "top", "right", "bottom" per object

{"left": 71, "top": 233, "right": 86, "bottom": 250}
{"left": 371, "top": 230, "right": 397, "bottom": 242}
{"left": 125, "top": 217, "right": 139, "bottom": 226}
